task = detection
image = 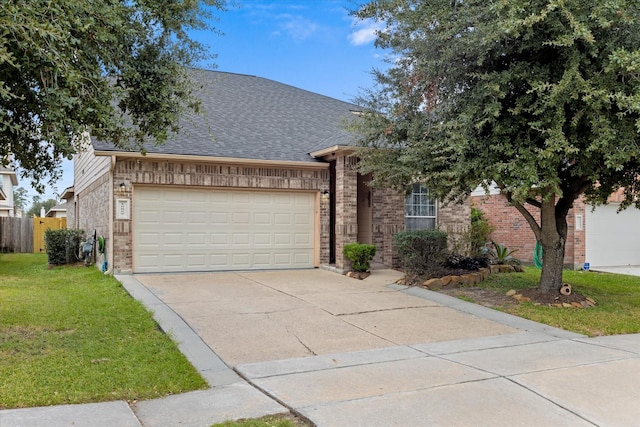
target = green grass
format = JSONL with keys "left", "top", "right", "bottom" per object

{"left": 478, "top": 267, "right": 640, "bottom": 336}
{"left": 212, "top": 414, "right": 309, "bottom": 427}
{"left": 0, "top": 253, "right": 207, "bottom": 409}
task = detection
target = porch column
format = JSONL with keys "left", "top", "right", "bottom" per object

{"left": 335, "top": 154, "right": 358, "bottom": 270}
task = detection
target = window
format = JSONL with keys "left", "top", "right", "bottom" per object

{"left": 405, "top": 183, "right": 437, "bottom": 230}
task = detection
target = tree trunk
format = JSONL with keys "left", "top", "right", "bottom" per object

{"left": 537, "top": 197, "right": 567, "bottom": 293}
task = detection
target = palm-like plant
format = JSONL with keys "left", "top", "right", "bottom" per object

{"left": 487, "top": 242, "right": 521, "bottom": 265}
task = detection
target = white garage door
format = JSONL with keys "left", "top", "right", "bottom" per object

{"left": 133, "top": 187, "right": 316, "bottom": 273}
{"left": 585, "top": 203, "right": 640, "bottom": 267}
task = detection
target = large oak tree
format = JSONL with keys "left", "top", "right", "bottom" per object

{"left": 1, "top": 0, "right": 224, "bottom": 192}
{"left": 352, "top": 0, "right": 640, "bottom": 292}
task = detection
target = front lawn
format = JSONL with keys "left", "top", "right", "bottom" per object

{"left": 473, "top": 267, "right": 640, "bottom": 336}
{"left": 0, "top": 253, "right": 207, "bottom": 409}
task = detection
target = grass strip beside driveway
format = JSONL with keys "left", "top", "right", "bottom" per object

{"left": 478, "top": 267, "right": 640, "bottom": 336}
{"left": 0, "top": 253, "right": 207, "bottom": 409}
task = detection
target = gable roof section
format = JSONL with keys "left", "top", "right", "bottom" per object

{"left": 0, "top": 166, "right": 19, "bottom": 185}
{"left": 46, "top": 202, "right": 68, "bottom": 217}
{"left": 93, "top": 70, "right": 362, "bottom": 163}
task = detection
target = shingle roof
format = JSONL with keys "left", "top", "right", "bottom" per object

{"left": 93, "top": 70, "right": 362, "bottom": 163}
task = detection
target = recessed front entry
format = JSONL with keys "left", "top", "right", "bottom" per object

{"left": 133, "top": 187, "right": 316, "bottom": 273}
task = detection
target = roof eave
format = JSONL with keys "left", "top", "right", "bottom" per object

{"left": 309, "top": 145, "right": 355, "bottom": 159}
{"left": 60, "top": 186, "right": 75, "bottom": 200}
{"left": 93, "top": 151, "right": 330, "bottom": 169}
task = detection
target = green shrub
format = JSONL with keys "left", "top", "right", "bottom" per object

{"left": 343, "top": 243, "right": 377, "bottom": 272}
{"left": 44, "top": 228, "right": 85, "bottom": 265}
{"left": 393, "top": 230, "right": 448, "bottom": 279}
{"left": 470, "top": 207, "right": 494, "bottom": 256}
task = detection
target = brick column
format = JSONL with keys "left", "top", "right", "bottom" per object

{"left": 335, "top": 155, "right": 358, "bottom": 269}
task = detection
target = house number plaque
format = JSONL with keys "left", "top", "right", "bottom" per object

{"left": 116, "top": 199, "right": 131, "bottom": 220}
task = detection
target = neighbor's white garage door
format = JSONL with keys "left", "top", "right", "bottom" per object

{"left": 133, "top": 187, "right": 316, "bottom": 273}
{"left": 585, "top": 203, "right": 640, "bottom": 267}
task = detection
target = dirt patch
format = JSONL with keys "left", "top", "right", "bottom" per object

{"left": 438, "top": 286, "right": 596, "bottom": 309}
{"left": 439, "top": 288, "right": 519, "bottom": 309}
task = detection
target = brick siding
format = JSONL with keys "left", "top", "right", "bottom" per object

{"left": 334, "top": 155, "right": 359, "bottom": 270}
{"left": 75, "top": 172, "right": 110, "bottom": 261}
{"left": 472, "top": 194, "right": 586, "bottom": 268}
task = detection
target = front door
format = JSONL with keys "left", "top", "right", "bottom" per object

{"left": 357, "top": 173, "right": 373, "bottom": 244}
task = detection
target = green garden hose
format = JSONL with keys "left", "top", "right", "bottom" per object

{"left": 533, "top": 242, "right": 543, "bottom": 268}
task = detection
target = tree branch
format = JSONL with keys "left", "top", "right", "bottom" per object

{"left": 525, "top": 197, "right": 542, "bottom": 209}
{"left": 501, "top": 187, "right": 542, "bottom": 241}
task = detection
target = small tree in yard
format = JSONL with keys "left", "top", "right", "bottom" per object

{"left": 352, "top": 1, "right": 640, "bottom": 294}
{"left": 0, "top": 0, "right": 224, "bottom": 192}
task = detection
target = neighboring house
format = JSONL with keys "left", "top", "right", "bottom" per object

{"left": 0, "top": 166, "right": 18, "bottom": 217}
{"left": 472, "top": 186, "right": 640, "bottom": 268}
{"left": 72, "top": 70, "right": 468, "bottom": 274}
{"left": 45, "top": 202, "right": 68, "bottom": 218}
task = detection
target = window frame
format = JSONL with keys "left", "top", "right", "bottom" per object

{"left": 404, "top": 183, "right": 437, "bottom": 230}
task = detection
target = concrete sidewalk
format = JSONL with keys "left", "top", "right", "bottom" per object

{"left": 2, "top": 269, "right": 639, "bottom": 426}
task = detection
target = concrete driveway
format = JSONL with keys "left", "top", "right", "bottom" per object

{"left": 135, "top": 269, "right": 518, "bottom": 365}
{"left": 5, "top": 268, "right": 640, "bottom": 426}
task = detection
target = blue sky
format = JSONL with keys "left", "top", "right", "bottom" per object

{"left": 28, "top": 0, "right": 387, "bottom": 203}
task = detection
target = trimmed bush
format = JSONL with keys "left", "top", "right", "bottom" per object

{"left": 44, "top": 228, "right": 85, "bottom": 265}
{"left": 343, "top": 243, "right": 377, "bottom": 272}
{"left": 393, "top": 230, "right": 448, "bottom": 279}
{"left": 470, "top": 207, "right": 494, "bottom": 256}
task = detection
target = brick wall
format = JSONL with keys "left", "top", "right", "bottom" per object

{"left": 438, "top": 198, "right": 471, "bottom": 254}
{"left": 76, "top": 172, "right": 110, "bottom": 259}
{"left": 372, "top": 187, "right": 405, "bottom": 267}
{"left": 112, "top": 159, "right": 330, "bottom": 273}
{"left": 472, "top": 194, "right": 585, "bottom": 268}
{"left": 334, "top": 155, "right": 358, "bottom": 270}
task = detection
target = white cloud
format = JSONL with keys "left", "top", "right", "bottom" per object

{"left": 349, "top": 19, "right": 384, "bottom": 46}
{"left": 277, "top": 14, "right": 318, "bottom": 42}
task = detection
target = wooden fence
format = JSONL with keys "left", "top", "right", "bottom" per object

{"left": 0, "top": 217, "right": 67, "bottom": 254}
{"left": 0, "top": 217, "right": 34, "bottom": 253}
{"left": 33, "top": 217, "right": 67, "bottom": 254}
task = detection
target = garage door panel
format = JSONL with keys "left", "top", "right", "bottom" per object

{"left": 210, "top": 253, "right": 229, "bottom": 267}
{"left": 254, "top": 233, "right": 271, "bottom": 245}
{"left": 210, "top": 233, "right": 229, "bottom": 245}
{"left": 586, "top": 204, "right": 640, "bottom": 267}
{"left": 133, "top": 187, "right": 316, "bottom": 272}
{"left": 294, "top": 252, "right": 312, "bottom": 265}
{"left": 163, "top": 211, "right": 184, "bottom": 224}
{"left": 163, "top": 233, "right": 183, "bottom": 246}
{"left": 187, "top": 211, "right": 207, "bottom": 224}
{"left": 232, "top": 212, "right": 250, "bottom": 224}
{"left": 210, "top": 212, "right": 229, "bottom": 224}
{"left": 254, "top": 212, "right": 271, "bottom": 225}
{"left": 187, "top": 233, "right": 206, "bottom": 245}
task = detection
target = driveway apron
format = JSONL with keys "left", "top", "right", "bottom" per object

{"left": 135, "top": 269, "right": 518, "bottom": 365}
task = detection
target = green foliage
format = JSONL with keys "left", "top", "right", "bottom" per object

{"left": 470, "top": 207, "right": 494, "bottom": 257}
{"left": 44, "top": 228, "right": 84, "bottom": 265}
{"left": 343, "top": 242, "right": 377, "bottom": 272}
{"left": 352, "top": 0, "right": 640, "bottom": 291}
{"left": 393, "top": 230, "right": 448, "bottom": 279}
{"left": 213, "top": 415, "right": 306, "bottom": 427}
{"left": 26, "top": 196, "right": 57, "bottom": 217}
{"left": 0, "top": 253, "right": 207, "bottom": 408}
{"left": 12, "top": 187, "right": 27, "bottom": 211}
{"left": 481, "top": 267, "right": 640, "bottom": 337}
{"left": 0, "top": 0, "right": 224, "bottom": 192}
{"left": 487, "top": 242, "right": 521, "bottom": 266}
